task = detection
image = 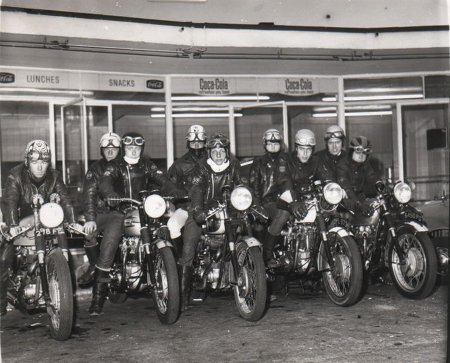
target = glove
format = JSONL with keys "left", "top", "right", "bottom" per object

{"left": 192, "top": 209, "right": 207, "bottom": 224}
{"left": 289, "top": 201, "right": 308, "bottom": 219}
{"left": 83, "top": 221, "right": 97, "bottom": 235}
{"left": 360, "top": 202, "right": 375, "bottom": 217}
{"left": 9, "top": 226, "right": 23, "bottom": 238}
{"left": 69, "top": 223, "right": 84, "bottom": 234}
{"left": 252, "top": 205, "right": 268, "bottom": 221}
{"left": 106, "top": 194, "right": 121, "bottom": 208}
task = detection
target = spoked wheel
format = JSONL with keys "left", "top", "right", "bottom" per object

{"left": 46, "top": 248, "right": 74, "bottom": 341}
{"left": 388, "top": 226, "right": 437, "bottom": 299}
{"left": 150, "top": 246, "right": 180, "bottom": 324}
{"left": 321, "top": 233, "right": 363, "bottom": 307}
{"left": 233, "top": 244, "right": 267, "bottom": 321}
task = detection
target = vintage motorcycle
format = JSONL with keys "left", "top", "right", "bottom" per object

{"left": 3, "top": 193, "right": 75, "bottom": 341}
{"left": 106, "top": 191, "right": 180, "bottom": 324}
{"left": 192, "top": 185, "right": 267, "bottom": 321}
{"left": 334, "top": 180, "right": 438, "bottom": 299}
{"left": 271, "top": 181, "right": 363, "bottom": 307}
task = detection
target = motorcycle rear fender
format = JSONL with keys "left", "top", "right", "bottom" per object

{"left": 155, "top": 239, "right": 174, "bottom": 249}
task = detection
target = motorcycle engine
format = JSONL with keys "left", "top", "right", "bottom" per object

{"left": 279, "top": 224, "right": 317, "bottom": 273}
{"left": 353, "top": 225, "right": 376, "bottom": 269}
{"left": 125, "top": 261, "right": 142, "bottom": 290}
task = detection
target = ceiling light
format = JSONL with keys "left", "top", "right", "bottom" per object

{"left": 171, "top": 95, "right": 270, "bottom": 101}
{"left": 151, "top": 113, "right": 243, "bottom": 118}
{"left": 312, "top": 111, "right": 393, "bottom": 118}
{"left": 0, "top": 88, "right": 94, "bottom": 96}
{"left": 322, "top": 94, "right": 423, "bottom": 102}
{"left": 313, "top": 105, "right": 392, "bottom": 112}
{"left": 151, "top": 106, "right": 229, "bottom": 112}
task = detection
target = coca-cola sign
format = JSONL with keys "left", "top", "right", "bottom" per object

{"left": 0, "top": 73, "right": 15, "bottom": 83}
{"left": 146, "top": 79, "right": 164, "bottom": 89}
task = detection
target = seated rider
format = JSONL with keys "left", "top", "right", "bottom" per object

{"left": 1, "top": 140, "right": 79, "bottom": 315}
{"left": 315, "top": 125, "right": 347, "bottom": 182}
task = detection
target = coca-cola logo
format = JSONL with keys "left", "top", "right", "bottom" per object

{"left": 0, "top": 73, "right": 15, "bottom": 83}
{"left": 146, "top": 79, "right": 164, "bottom": 89}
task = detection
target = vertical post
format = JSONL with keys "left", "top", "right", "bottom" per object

{"left": 396, "top": 104, "right": 404, "bottom": 181}
{"left": 48, "top": 102, "right": 56, "bottom": 169}
{"left": 337, "top": 77, "right": 345, "bottom": 132}
{"left": 82, "top": 98, "right": 89, "bottom": 174}
{"left": 108, "top": 103, "right": 113, "bottom": 132}
{"left": 228, "top": 105, "right": 236, "bottom": 156}
{"left": 165, "top": 75, "right": 174, "bottom": 169}
{"left": 282, "top": 101, "right": 289, "bottom": 150}
{"left": 61, "top": 106, "right": 66, "bottom": 184}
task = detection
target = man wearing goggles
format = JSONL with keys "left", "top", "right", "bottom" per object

{"left": 78, "top": 132, "right": 122, "bottom": 287}
{"left": 1, "top": 140, "right": 80, "bottom": 316}
{"left": 167, "top": 125, "right": 208, "bottom": 260}
{"left": 337, "top": 136, "right": 378, "bottom": 217}
{"left": 88, "top": 131, "right": 184, "bottom": 315}
{"left": 315, "top": 125, "right": 347, "bottom": 182}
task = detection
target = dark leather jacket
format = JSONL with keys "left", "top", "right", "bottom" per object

{"left": 337, "top": 156, "right": 378, "bottom": 202}
{"left": 99, "top": 156, "right": 179, "bottom": 200}
{"left": 249, "top": 152, "right": 288, "bottom": 205}
{"left": 82, "top": 158, "right": 111, "bottom": 222}
{"left": 3, "top": 163, "right": 75, "bottom": 226}
{"left": 190, "top": 159, "right": 243, "bottom": 211}
{"left": 315, "top": 148, "right": 347, "bottom": 182}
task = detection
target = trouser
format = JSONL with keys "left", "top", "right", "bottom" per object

{"left": 253, "top": 201, "right": 279, "bottom": 240}
{"left": 179, "top": 214, "right": 202, "bottom": 267}
{"left": 267, "top": 209, "right": 291, "bottom": 236}
{"left": 167, "top": 208, "right": 189, "bottom": 239}
{"left": 95, "top": 211, "right": 125, "bottom": 271}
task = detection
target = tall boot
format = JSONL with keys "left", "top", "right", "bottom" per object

{"left": 180, "top": 265, "right": 193, "bottom": 311}
{"left": 78, "top": 243, "right": 99, "bottom": 287}
{"left": 88, "top": 268, "right": 109, "bottom": 316}
{"left": 264, "top": 232, "right": 281, "bottom": 269}
{"left": 171, "top": 236, "right": 183, "bottom": 262}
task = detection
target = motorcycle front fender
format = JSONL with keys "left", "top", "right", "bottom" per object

{"left": 155, "top": 239, "right": 174, "bottom": 250}
{"left": 237, "top": 236, "right": 262, "bottom": 249}
{"left": 327, "top": 226, "right": 353, "bottom": 237}
{"left": 404, "top": 221, "right": 429, "bottom": 232}
{"left": 316, "top": 227, "right": 354, "bottom": 271}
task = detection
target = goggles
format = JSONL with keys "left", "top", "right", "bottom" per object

{"left": 325, "top": 131, "right": 345, "bottom": 140}
{"left": 352, "top": 146, "right": 372, "bottom": 154}
{"left": 100, "top": 137, "right": 121, "bottom": 148}
{"left": 206, "top": 138, "right": 229, "bottom": 149}
{"left": 265, "top": 139, "right": 281, "bottom": 144}
{"left": 123, "top": 136, "right": 145, "bottom": 146}
{"left": 295, "top": 138, "right": 315, "bottom": 147}
{"left": 187, "top": 131, "right": 206, "bottom": 142}
{"left": 27, "top": 150, "right": 50, "bottom": 162}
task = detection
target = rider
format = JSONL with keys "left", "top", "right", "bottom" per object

{"left": 1, "top": 140, "right": 79, "bottom": 316}
{"left": 167, "top": 125, "right": 208, "bottom": 260}
{"left": 91, "top": 132, "right": 184, "bottom": 316}
{"left": 337, "top": 136, "right": 378, "bottom": 216}
{"left": 263, "top": 129, "right": 331, "bottom": 268}
{"left": 315, "top": 125, "right": 347, "bottom": 181}
{"left": 179, "top": 133, "right": 243, "bottom": 310}
{"left": 78, "top": 132, "right": 122, "bottom": 286}
{"left": 248, "top": 128, "right": 288, "bottom": 240}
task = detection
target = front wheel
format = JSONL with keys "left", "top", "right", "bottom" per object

{"left": 150, "top": 246, "right": 180, "bottom": 324}
{"left": 233, "top": 244, "right": 267, "bottom": 321}
{"left": 46, "top": 248, "right": 74, "bottom": 341}
{"left": 321, "top": 233, "right": 363, "bottom": 307}
{"left": 388, "top": 226, "right": 437, "bottom": 299}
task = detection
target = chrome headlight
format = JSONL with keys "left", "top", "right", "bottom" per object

{"left": 144, "top": 194, "right": 167, "bottom": 218}
{"left": 323, "top": 182, "right": 344, "bottom": 205}
{"left": 39, "top": 203, "right": 64, "bottom": 228}
{"left": 394, "top": 182, "right": 412, "bottom": 204}
{"left": 230, "top": 186, "right": 253, "bottom": 211}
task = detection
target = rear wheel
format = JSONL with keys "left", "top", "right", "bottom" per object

{"left": 150, "top": 246, "right": 180, "bottom": 324}
{"left": 321, "top": 233, "right": 363, "bottom": 307}
{"left": 388, "top": 227, "right": 437, "bottom": 299}
{"left": 234, "top": 244, "right": 267, "bottom": 321}
{"left": 46, "top": 248, "right": 74, "bottom": 341}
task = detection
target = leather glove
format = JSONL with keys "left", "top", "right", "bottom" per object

{"left": 106, "top": 193, "right": 121, "bottom": 208}
{"left": 193, "top": 209, "right": 207, "bottom": 224}
{"left": 83, "top": 221, "right": 97, "bottom": 235}
{"left": 9, "top": 226, "right": 23, "bottom": 238}
{"left": 252, "top": 205, "right": 268, "bottom": 221}
{"left": 289, "top": 201, "right": 308, "bottom": 219}
{"left": 360, "top": 202, "right": 375, "bottom": 217}
{"left": 69, "top": 223, "right": 84, "bottom": 234}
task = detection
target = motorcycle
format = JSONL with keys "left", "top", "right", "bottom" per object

{"left": 271, "top": 181, "right": 363, "bottom": 307}
{"left": 106, "top": 191, "right": 181, "bottom": 324}
{"left": 335, "top": 180, "right": 438, "bottom": 299}
{"left": 2, "top": 193, "right": 76, "bottom": 341}
{"left": 192, "top": 185, "right": 267, "bottom": 321}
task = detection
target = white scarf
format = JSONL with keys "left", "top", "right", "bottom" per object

{"left": 207, "top": 158, "right": 229, "bottom": 173}
{"left": 124, "top": 155, "right": 140, "bottom": 165}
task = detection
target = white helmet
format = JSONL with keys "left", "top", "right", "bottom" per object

{"left": 24, "top": 139, "right": 51, "bottom": 166}
{"left": 186, "top": 125, "right": 207, "bottom": 142}
{"left": 262, "top": 128, "right": 282, "bottom": 144}
{"left": 294, "top": 129, "right": 316, "bottom": 147}
{"left": 99, "top": 132, "right": 121, "bottom": 149}
{"left": 324, "top": 125, "right": 345, "bottom": 141}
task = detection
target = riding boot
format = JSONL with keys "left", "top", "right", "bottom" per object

{"left": 180, "top": 265, "right": 193, "bottom": 311}
{"left": 171, "top": 236, "right": 183, "bottom": 262}
{"left": 264, "top": 232, "right": 281, "bottom": 269}
{"left": 88, "top": 268, "right": 110, "bottom": 316}
{"left": 78, "top": 243, "right": 99, "bottom": 287}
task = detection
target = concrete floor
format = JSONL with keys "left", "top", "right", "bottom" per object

{"left": 0, "top": 283, "right": 448, "bottom": 363}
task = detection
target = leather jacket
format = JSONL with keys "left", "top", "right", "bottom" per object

{"left": 3, "top": 163, "right": 75, "bottom": 226}
{"left": 315, "top": 148, "right": 347, "bottom": 182}
{"left": 82, "top": 158, "right": 111, "bottom": 222}
{"left": 99, "top": 156, "right": 179, "bottom": 200}
{"left": 337, "top": 156, "right": 378, "bottom": 202}
{"left": 249, "top": 152, "right": 288, "bottom": 205}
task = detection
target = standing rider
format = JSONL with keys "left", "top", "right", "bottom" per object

{"left": 167, "top": 125, "right": 208, "bottom": 259}
{"left": 315, "top": 125, "right": 347, "bottom": 181}
{"left": 78, "top": 132, "right": 122, "bottom": 286}
{"left": 1, "top": 140, "right": 79, "bottom": 315}
{"left": 179, "top": 134, "right": 243, "bottom": 310}
{"left": 91, "top": 132, "right": 184, "bottom": 316}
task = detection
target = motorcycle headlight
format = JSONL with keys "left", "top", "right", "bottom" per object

{"left": 39, "top": 203, "right": 64, "bottom": 228}
{"left": 323, "top": 182, "right": 344, "bottom": 205}
{"left": 230, "top": 186, "right": 253, "bottom": 211}
{"left": 394, "top": 182, "right": 412, "bottom": 204}
{"left": 144, "top": 194, "right": 167, "bottom": 218}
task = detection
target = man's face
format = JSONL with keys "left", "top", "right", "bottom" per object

{"left": 352, "top": 150, "right": 367, "bottom": 163}
{"left": 296, "top": 146, "right": 313, "bottom": 164}
{"left": 189, "top": 141, "right": 205, "bottom": 150}
{"left": 124, "top": 145, "right": 142, "bottom": 159}
{"left": 103, "top": 147, "right": 120, "bottom": 162}
{"left": 265, "top": 141, "right": 281, "bottom": 154}
{"left": 210, "top": 147, "right": 227, "bottom": 165}
{"left": 29, "top": 160, "right": 49, "bottom": 180}
{"left": 327, "top": 139, "right": 343, "bottom": 156}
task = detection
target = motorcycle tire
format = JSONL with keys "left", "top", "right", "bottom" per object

{"left": 151, "top": 246, "right": 180, "bottom": 325}
{"left": 388, "top": 226, "right": 437, "bottom": 299}
{"left": 46, "top": 248, "right": 74, "bottom": 341}
{"left": 321, "top": 234, "right": 363, "bottom": 307}
{"left": 233, "top": 245, "right": 267, "bottom": 322}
